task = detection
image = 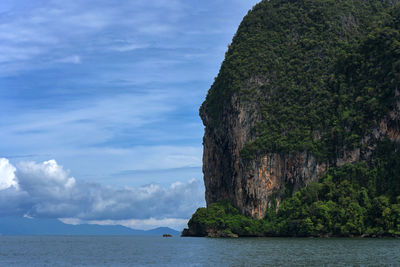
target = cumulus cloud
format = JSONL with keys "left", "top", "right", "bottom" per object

{"left": 0, "top": 158, "right": 204, "bottom": 224}
{"left": 17, "top": 160, "right": 76, "bottom": 199}
{"left": 0, "top": 158, "right": 18, "bottom": 190}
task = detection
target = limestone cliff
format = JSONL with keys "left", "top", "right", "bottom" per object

{"left": 198, "top": 0, "right": 400, "bottom": 220}
{"left": 201, "top": 87, "right": 400, "bottom": 220}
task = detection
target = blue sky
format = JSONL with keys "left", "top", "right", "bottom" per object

{"left": 0, "top": 0, "right": 260, "bottom": 230}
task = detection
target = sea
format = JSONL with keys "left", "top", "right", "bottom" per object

{"left": 0, "top": 236, "right": 399, "bottom": 266}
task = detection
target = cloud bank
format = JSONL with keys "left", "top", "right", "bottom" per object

{"left": 0, "top": 158, "right": 204, "bottom": 228}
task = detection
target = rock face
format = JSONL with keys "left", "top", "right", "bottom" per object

{"left": 201, "top": 89, "right": 400, "bottom": 219}
{"left": 201, "top": 92, "right": 326, "bottom": 219}
{"left": 199, "top": 0, "right": 400, "bottom": 219}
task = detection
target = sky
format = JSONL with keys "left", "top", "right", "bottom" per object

{"left": 0, "top": 0, "right": 260, "bottom": 231}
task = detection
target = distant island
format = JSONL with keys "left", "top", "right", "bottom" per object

{"left": 0, "top": 217, "right": 180, "bottom": 236}
{"left": 183, "top": 0, "right": 400, "bottom": 237}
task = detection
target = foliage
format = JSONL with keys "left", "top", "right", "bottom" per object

{"left": 187, "top": 201, "right": 271, "bottom": 237}
{"left": 188, "top": 140, "right": 400, "bottom": 237}
{"left": 202, "top": 0, "right": 400, "bottom": 162}
{"left": 272, "top": 143, "right": 400, "bottom": 237}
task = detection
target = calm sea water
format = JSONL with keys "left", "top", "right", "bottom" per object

{"left": 0, "top": 236, "right": 399, "bottom": 266}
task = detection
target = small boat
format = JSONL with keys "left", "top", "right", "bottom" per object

{"left": 163, "top": 234, "right": 172, "bottom": 237}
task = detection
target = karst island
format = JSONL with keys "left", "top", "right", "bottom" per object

{"left": 183, "top": 0, "right": 400, "bottom": 237}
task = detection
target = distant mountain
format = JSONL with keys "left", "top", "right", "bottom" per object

{"left": 0, "top": 217, "right": 180, "bottom": 236}
{"left": 145, "top": 227, "right": 181, "bottom": 236}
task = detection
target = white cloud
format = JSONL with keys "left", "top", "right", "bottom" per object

{"left": 0, "top": 158, "right": 18, "bottom": 190}
{"left": 58, "top": 217, "right": 81, "bottom": 225}
{"left": 23, "top": 214, "right": 33, "bottom": 219}
{"left": 57, "top": 55, "right": 81, "bottom": 64}
{"left": 0, "top": 158, "right": 204, "bottom": 226}
{"left": 110, "top": 43, "right": 148, "bottom": 52}
{"left": 17, "top": 160, "right": 76, "bottom": 198}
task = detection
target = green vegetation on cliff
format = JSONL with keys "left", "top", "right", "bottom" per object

{"left": 203, "top": 0, "right": 400, "bottom": 161}
{"left": 186, "top": 140, "right": 400, "bottom": 237}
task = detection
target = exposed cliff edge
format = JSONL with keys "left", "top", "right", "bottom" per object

{"left": 183, "top": 0, "right": 400, "bottom": 237}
